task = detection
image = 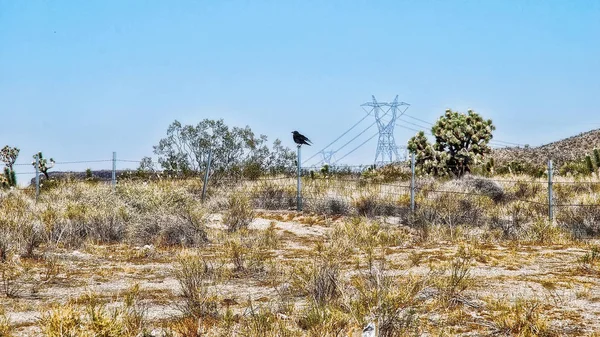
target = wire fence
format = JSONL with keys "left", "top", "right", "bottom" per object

{"left": 4, "top": 156, "right": 600, "bottom": 221}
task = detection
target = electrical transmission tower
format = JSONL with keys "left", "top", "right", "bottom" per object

{"left": 320, "top": 150, "right": 336, "bottom": 165}
{"left": 361, "top": 95, "right": 410, "bottom": 166}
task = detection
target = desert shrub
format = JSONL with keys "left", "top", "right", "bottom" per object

{"left": 350, "top": 191, "right": 407, "bottom": 218}
{"left": 524, "top": 219, "right": 565, "bottom": 244}
{"left": 420, "top": 193, "right": 489, "bottom": 228}
{"left": 361, "top": 164, "right": 411, "bottom": 183}
{"left": 39, "top": 288, "right": 148, "bottom": 337}
{"left": 489, "top": 200, "right": 540, "bottom": 239}
{"left": 353, "top": 193, "right": 381, "bottom": 217}
{"left": 31, "top": 184, "right": 130, "bottom": 247}
{"left": 39, "top": 304, "right": 82, "bottom": 337}
{"left": 116, "top": 181, "right": 193, "bottom": 214}
{"left": 293, "top": 258, "right": 340, "bottom": 306}
{"left": 441, "top": 175, "right": 504, "bottom": 202}
{"left": 348, "top": 261, "right": 423, "bottom": 337}
{"left": 259, "top": 222, "right": 281, "bottom": 250}
{"left": 81, "top": 211, "right": 126, "bottom": 244}
{"left": 130, "top": 207, "right": 208, "bottom": 247}
{"left": 329, "top": 218, "right": 406, "bottom": 258}
{"left": 0, "top": 260, "right": 30, "bottom": 298}
{"left": 252, "top": 181, "right": 296, "bottom": 210}
{"left": 433, "top": 247, "right": 475, "bottom": 307}
{"left": 225, "top": 238, "right": 250, "bottom": 273}
{"left": 0, "top": 191, "right": 35, "bottom": 260}
{"left": 509, "top": 180, "right": 543, "bottom": 200}
{"left": 308, "top": 197, "right": 351, "bottom": 215}
{"left": 484, "top": 298, "right": 556, "bottom": 337}
{"left": 559, "top": 160, "right": 590, "bottom": 177}
{"left": 168, "top": 316, "right": 203, "bottom": 337}
{"left": 296, "top": 304, "right": 350, "bottom": 336}
{"left": 174, "top": 253, "right": 219, "bottom": 318}
{"left": 223, "top": 193, "right": 255, "bottom": 232}
{"left": 555, "top": 195, "right": 600, "bottom": 238}
{"left": 240, "top": 302, "right": 301, "bottom": 337}
{"left": 577, "top": 246, "right": 600, "bottom": 273}
{"left": 496, "top": 161, "right": 546, "bottom": 178}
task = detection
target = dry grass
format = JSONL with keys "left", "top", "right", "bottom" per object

{"left": 0, "top": 307, "right": 11, "bottom": 337}
{"left": 174, "top": 252, "right": 220, "bottom": 319}
{"left": 1, "top": 175, "right": 600, "bottom": 335}
{"left": 483, "top": 297, "right": 556, "bottom": 336}
{"left": 38, "top": 285, "right": 148, "bottom": 337}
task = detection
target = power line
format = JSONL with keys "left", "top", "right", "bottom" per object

{"left": 328, "top": 121, "right": 377, "bottom": 156}
{"left": 302, "top": 113, "right": 372, "bottom": 165}
{"left": 489, "top": 139, "right": 524, "bottom": 146}
{"left": 330, "top": 121, "right": 377, "bottom": 154}
{"left": 404, "top": 113, "right": 434, "bottom": 126}
{"left": 13, "top": 159, "right": 112, "bottom": 166}
{"left": 397, "top": 117, "right": 432, "bottom": 130}
{"left": 396, "top": 123, "right": 432, "bottom": 135}
{"left": 333, "top": 132, "right": 379, "bottom": 164}
{"left": 401, "top": 113, "right": 524, "bottom": 147}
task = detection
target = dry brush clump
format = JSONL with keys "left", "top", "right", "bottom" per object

{"left": 482, "top": 297, "right": 556, "bottom": 337}
{"left": 0, "top": 190, "right": 38, "bottom": 260}
{"left": 38, "top": 285, "right": 149, "bottom": 337}
{"left": 431, "top": 246, "right": 476, "bottom": 308}
{"left": 347, "top": 266, "right": 424, "bottom": 337}
{"left": 174, "top": 252, "right": 221, "bottom": 319}
{"left": 577, "top": 245, "right": 600, "bottom": 274}
{"left": 251, "top": 180, "right": 297, "bottom": 210}
{"left": 223, "top": 192, "right": 255, "bottom": 232}
{"left": 306, "top": 196, "right": 352, "bottom": 216}
{"left": 1, "top": 180, "right": 211, "bottom": 253}
{"left": 0, "top": 307, "right": 10, "bottom": 337}
{"left": 555, "top": 195, "right": 600, "bottom": 238}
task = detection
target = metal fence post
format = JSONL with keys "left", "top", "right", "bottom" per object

{"left": 201, "top": 147, "right": 213, "bottom": 201}
{"left": 548, "top": 159, "right": 553, "bottom": 221}
{"left": 35, "top": 154, "right": 40, "bottom": 201}
{"left": 112, "top": 152, "right": 116, "bottom": 192}
{"left": 297, "top": 145, "right": 302, "bottom": 211}
{"left": 410, "top": 152, "right": 415, "bottom": 212}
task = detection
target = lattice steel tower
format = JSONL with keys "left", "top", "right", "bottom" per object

{"left": 320, "top": 150, "right": 336, "bottom": 166}
{"left": 361, "top": 95, "right": 410, "bottom": 166}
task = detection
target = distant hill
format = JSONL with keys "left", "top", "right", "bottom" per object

{"left": 29, "top": 170, "right": 134, "bottom": 185}
{"left": 492, "top": 128, "right": 600, "bottom": 168}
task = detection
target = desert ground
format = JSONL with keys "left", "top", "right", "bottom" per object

{"left": 1, "top": 176, "right": 600, "bottom": 336}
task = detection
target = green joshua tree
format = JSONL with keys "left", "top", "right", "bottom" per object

{"left": 1, "top": 146, "right": 19, "bottom": 187}
{"left": 408, "top": 109, "right": 495, "bottom": 177}
{"left": 32, "top": 152, "right": 55, "bottom": 179}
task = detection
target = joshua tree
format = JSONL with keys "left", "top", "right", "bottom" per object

{"left": 585, "top": 155, "right": 594, "bottom": 174}
{"left": 1, "top": 146, "right": 19, "bottom": 187}
{"left": 408, "top": 109, "right": 495, "bottom": 177}
{"left": 32, "top": 152, "right": 55, "bottom": 179}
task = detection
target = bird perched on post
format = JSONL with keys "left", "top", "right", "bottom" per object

{"left": 292, "top": 131, "right": 311, "bottom": 146}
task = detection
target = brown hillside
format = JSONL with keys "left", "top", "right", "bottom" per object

{"left": 492, "top": 128, "right": 600, "bottom": 168}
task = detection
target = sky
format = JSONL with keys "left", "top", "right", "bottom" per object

{"left": 1, "top": 0, "right": 599, "bottom": 184}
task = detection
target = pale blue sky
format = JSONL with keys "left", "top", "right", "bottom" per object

{"left": 1, "top": 0, "right": 599, "bottom": 180}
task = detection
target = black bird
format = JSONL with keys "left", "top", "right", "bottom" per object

{"left": 292, "top": 131, "right": 312, "bottom": 146}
